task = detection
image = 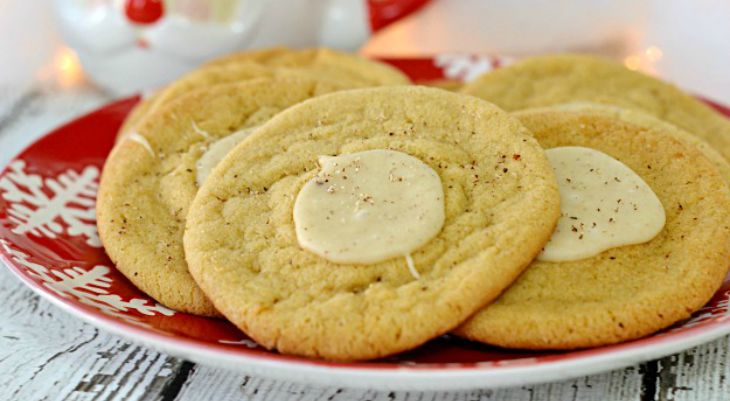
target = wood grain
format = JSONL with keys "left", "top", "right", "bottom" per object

{"left": 2, "top": 84, "right": 730, "bottom": 401}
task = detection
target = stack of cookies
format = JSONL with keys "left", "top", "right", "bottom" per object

{"left": 97, "top": 48, "right": 730, "bottom": 361}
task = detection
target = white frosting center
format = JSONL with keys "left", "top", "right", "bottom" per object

{"left": 195, "top": 128, "right": 254, "bottom": 186}
{"left": 538, "top": 146, "right": 666, "bottom": 262}
{"left": 293, "top": 149, "right": 445, "bottom": 265}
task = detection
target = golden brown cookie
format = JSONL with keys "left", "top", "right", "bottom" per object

{"left": 206, "top": 47, "right": 411, "bottom": 86}
{"left": 455, "top": 105, "right": 730, "bottom": 349}
{"left": 183, "top": 86, "right": 561, "bottom": 360}
{"left": 116, "top": 48, "right": 411, "bottom": 142}
{"left": 461, "top": 54, "right": 730, "bottom": 164}
{"left": 116, "top": 47, "right": 292, "bottom": 142}
{"left": 115, "top": 62, "right": 361, "bottom": 143}
{"left": 539, "top": 102, "right": 730, "bottom": 183}
{"left": 97, "top": 78, "right": 351, "bottom": 316}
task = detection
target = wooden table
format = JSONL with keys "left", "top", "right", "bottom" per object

{"left": 1, "top": 83, "right": 729, "bottom": 401}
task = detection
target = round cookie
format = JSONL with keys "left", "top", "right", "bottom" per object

{"left": 455, "top": 106, "right": 730, "bottom": 349}
{"left": 115, "top": 62, "right": 364, "bottom": 142}
{"left": 206, "top": 47, "right": 411, "bottom": 86}
{"left": 117, "top": 48, "right": 410, "bottom": 142}
{"left": 541, "top": 102, "right": 730, "bottom": 183}
{"left": 116, "top": 47, "right": 292, "bottom": 142}
{"left": 98, "top": 78, "right": 351, "bottom": 316}
{"left": 183, "top": 86, "right": 561, "bottom": 360}
{"left": 461, "top": 54, "right": 730, "bottom": 164}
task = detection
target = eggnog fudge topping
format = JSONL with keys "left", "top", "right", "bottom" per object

{"left": 538, "top": 146, "right": 666, "bottom": 262}
{"left": 293, "top": 149, "right": 445, "bottom": 265}
{"left": 195, "top": 127, "right": 256, "bottom": 186}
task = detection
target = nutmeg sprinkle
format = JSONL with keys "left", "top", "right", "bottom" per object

{"left": 538, "top": 146, "right": 666, "bottom": 262}
{"left": 293, "top": 149, "right": 445, "bottom": 266}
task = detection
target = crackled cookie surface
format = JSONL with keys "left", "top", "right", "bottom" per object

{"left": 98, "top": 78, "right": 349, "bottom": 316}
{"left": 455, "top": 105, "right": 730, "bottom": 349}
{"left": 183, "top": 86, "right": 560, "bottom": 360}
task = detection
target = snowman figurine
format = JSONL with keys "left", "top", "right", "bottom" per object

{"left": 52, "top": 0, "right": 428, "bottom": 94}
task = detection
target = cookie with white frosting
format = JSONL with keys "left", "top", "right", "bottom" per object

{"left": 455, "top": 105, "right": 730, "bottom": 349}
{"left": 97, "top": 78, "right": 350, "bottom": 316}
{"left": 183, "top": 86, "right": 561, "bottom": 360}
{"left": 461, "top": 54, "right": 730, "bottom": 165}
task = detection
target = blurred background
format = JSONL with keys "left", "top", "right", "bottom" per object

{"left": 1, "top": 0, "right": 729, "bottom": 103}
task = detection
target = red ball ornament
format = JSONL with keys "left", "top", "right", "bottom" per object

{"left": 124, "top": 0, "right": 165, "bottom": 25}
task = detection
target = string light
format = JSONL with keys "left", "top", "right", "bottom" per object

{"left": 645, "top": 46, "right": 663, "bottom": 62}
{"left": 623, "top": 45, "right": 663, "bottom": 75}
{"left": 37, "top": 46, "right": 85, "bottom": 89}
{"left": 55, "top": 47, "right": 84, "bottom": 88}
{"left": 623, "top": 55, "right": 642, "bottom": 71}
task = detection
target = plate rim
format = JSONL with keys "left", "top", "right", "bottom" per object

{"left": 5, "top": 250, "right": 730, "bottom": 390}
{"left": 2, "top": 58, "right": 730, "bottom": 389}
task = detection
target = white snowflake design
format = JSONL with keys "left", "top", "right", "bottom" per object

{"left": 434, "top": 54, "right": 496, "bottom": 82}
{"left": 0, "top": 159, "right": 101, "bottom": 247}
{"left": 1, "top": 240, "right": 175, "bottom": 330}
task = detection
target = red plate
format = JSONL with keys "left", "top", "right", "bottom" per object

{"left": 1, "top": 55, "right": 729, "bottom": 390}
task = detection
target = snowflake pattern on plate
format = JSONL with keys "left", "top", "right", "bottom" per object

{"left": 433, "top": 54, "right": 492, "bottom": 82}
{"left": 1, "top": 238, "right": 174, "bottom": 329}
{"left": 0, "top": 160, "right": 101, "bottom": 247}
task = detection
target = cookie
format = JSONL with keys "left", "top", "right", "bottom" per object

{"left": 461, "top": 54, "right": 730, "bottom": 164}
{"left": 206, "top": 47, "right": 411, "bottom": 86}
{"left": 116, "top": 62, "right": 362, "bottom": 142}
{"left": 116, "top": 47, "right": 292, "bottom": 142}
{"left": 540, "top": 102, "right": 730, "bottom": 183}
{"left": 115, "top": 47, "right": 411, "bottom": 142}
{"left": 183, "top": 86, "right": 561, "bottom": 360}
{"left": 97, "top": 78, "right": 351, "bottom": 316}
{"left": 455, "top": 105, "right": 730, "bottom": 349}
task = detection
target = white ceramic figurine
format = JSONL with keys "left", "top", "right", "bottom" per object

{"left": 51, "top": 0, "right": 428, "bottom": 93}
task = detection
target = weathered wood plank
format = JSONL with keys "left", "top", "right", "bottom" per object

{"left": 0, "top": 267, "right": 186, "bottom": 401}
{"left": 666, "top": 338, "right": 730, "bottom": 401}
{"left": 170, "top": 361, "right": 645, "bottom": 401}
